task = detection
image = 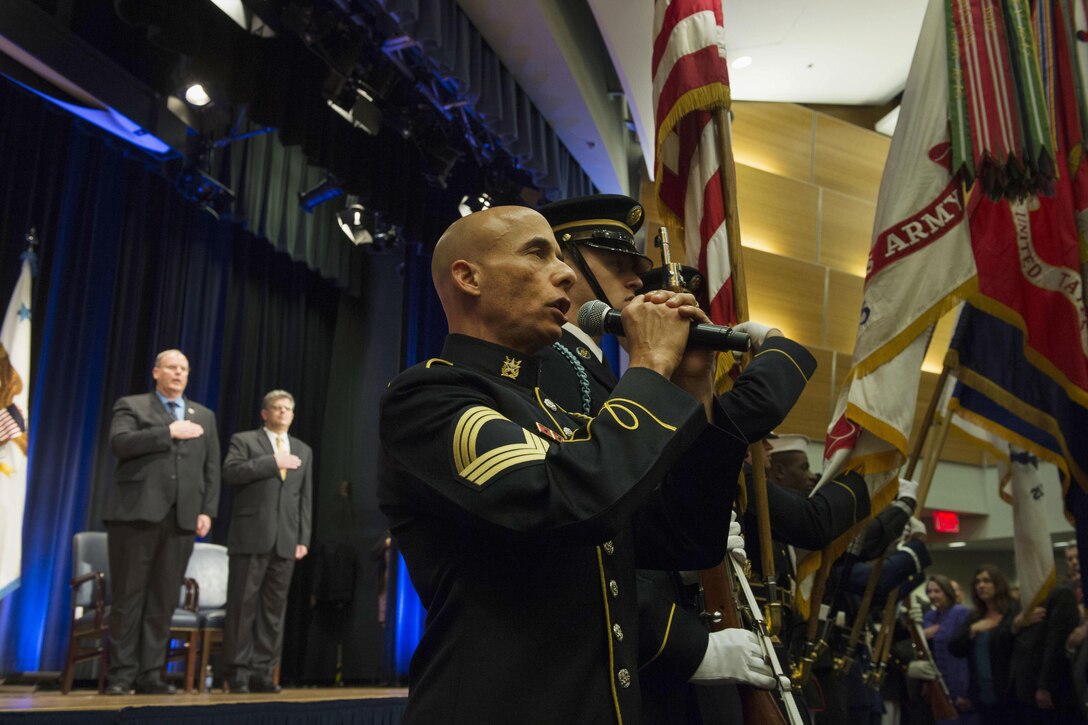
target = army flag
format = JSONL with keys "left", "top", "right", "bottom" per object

{"left": 0, "top": 248, "right": 32, "bottom": 600}
{"left": 652, "top": 0, "right": 736, "bottom": 327}
{"left": 796, "top": 0, "right": 977, "bottom": 616}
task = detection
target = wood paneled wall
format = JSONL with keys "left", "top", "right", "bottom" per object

{"left": 638, "top": 101, "right": 982, "bottom": 466}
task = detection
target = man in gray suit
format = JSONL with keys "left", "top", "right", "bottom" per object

{"left": 105, "top": 349, "right": 220, "bottom": 695}
{"left": 221, "top": 390, "right": 312, "bottom": 693}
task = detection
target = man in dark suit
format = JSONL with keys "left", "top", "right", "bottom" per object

{"left": 104, "top": 349, "right": 220, "bottom": 695}
{"left": 221, "top": 390, "right": 312, "bottom": 693}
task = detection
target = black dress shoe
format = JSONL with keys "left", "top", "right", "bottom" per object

{"left": 249, "top": 677, "right": 281, "bottom": 694}
{"left": 105, "top": 684, "right": 130, "bottom": 695}
{"left": 227, "top": 677, "right": 250, "bottom": 694}
{"left": 133, "top": 677, "right": 177, "bottom": 695}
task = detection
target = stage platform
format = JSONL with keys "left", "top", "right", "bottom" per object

{"left": 0, "top": 686, "right": 409, "bottom": 724}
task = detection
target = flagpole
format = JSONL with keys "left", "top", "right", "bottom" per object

{"left": 713, "top": 107, "right": 782, "bottom": 634}
{"left": 863, "top": 356, "right": 957, "bottom": 684}
{"left": 837, "top": 353, "right": 957, "bottom": 678}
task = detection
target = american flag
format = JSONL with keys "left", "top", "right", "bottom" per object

{"left": 652, "top": 0, "right": 735, "bottom": 326}
{"left": 0, "top": 404, "right": 24, "bottom": 444}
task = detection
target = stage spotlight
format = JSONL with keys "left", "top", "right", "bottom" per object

{"left": 298, "top": 175, "right": 344, "bottom": 213}
{"left": 457, "top": 193, "right": 492, "bottom": 217}
{"left": 325, "top": 77, "right": 382, "bottom": 136}
{"left": 184, "top": 83, "right": 212, "bottom": 107}
{"left": 337, "top": 203, "right": 374, "bottom": 246}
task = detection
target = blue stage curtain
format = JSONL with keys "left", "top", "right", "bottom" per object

{"left": 0, "top": 74, "right": 341, "bottom": 673}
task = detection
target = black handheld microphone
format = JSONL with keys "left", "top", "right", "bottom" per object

{"left": 577, "top": 300, "right": 750, "bottom": 353}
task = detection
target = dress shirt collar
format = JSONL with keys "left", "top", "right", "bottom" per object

{"left": 562, "top": 322, "right": 604, "bottom": 363}
{"left": 155, "top": 390, "right": 185, "bottom": 419}
{"left": 264, "top": 427, "right": 289, "bottom": 449}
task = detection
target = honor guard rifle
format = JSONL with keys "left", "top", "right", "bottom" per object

{"left": 652, "top": 227, "right": 802, "bottom": 725}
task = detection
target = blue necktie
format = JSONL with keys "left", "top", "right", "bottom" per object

{"left": 167, "top": 401, "right": 180, "bottom": 421}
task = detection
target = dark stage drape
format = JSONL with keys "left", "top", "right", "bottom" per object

{"left": 0, "top": 75, "right": 349, "bottom": 673}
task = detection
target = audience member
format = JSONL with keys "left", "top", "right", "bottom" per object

{"left": 949, "top": 564, "right": 1020, "bottom": 724}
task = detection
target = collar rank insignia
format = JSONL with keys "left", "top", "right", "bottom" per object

{"left": 536, "top": 422, "right": 564, "bottom": 442}
{"left": 576, "top": 346, "right": 591, "bottom": 359}
{"left": 500, "top": 356, "right": 522, "bottom": 380}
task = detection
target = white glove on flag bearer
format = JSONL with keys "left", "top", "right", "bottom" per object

{"left": 690, "top": 628, "right": 775, "bottom": 689}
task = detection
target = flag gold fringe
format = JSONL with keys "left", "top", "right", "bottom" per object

{"left": 849, "top": 276, "right": 978, "bottom": 383}
{"left": 948, "top": 389, "right": 1083, "bottom": 491}
{"left": 652, "top": 82, "right": 731, "bottom": 228}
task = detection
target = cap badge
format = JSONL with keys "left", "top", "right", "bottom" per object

{"left": 576, "top": 346, "right": 591, "bottom": 359}
{"left": 627, "top": 206, "right": 643, "bottom": 227}
{"left": 500, "top": 356, "right": 522, "bottom": 380}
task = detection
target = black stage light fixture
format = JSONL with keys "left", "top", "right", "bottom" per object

{"left": 176, "top": 167, "right": 235, "bottom": 220}
{"left": 325, "top": 82, "right": 382, "bottom": 136}
{"left": 298, "top": 175, "right": 344, "bottom": 213}
{"left": 457, "top": 192, "right": 492, "bottom": 217}
{"left": 336, "top": 202, "right": 373, "bottom": 246}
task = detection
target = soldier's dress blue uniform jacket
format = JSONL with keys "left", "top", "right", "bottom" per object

{"left": 378, "top": 333, "right": 748, "bottom": 724}
{"left": 539, "top": 330, "right": 821, "bottom": 723}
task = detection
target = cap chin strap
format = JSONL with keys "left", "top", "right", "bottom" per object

{"left": 563, "top": 242, "right": 612, "bottom": 309}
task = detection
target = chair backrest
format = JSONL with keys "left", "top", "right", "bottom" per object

{"left": 182, "top": 542, "right": 229, "bottom": 610}
{"left": 72, "top": 531, "right": 110, "bottom": 608}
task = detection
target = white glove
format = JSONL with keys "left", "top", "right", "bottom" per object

{"left": 897, "top": 478, "right": 920, "bottom": 502}
{"left": 732, "top": 321, "right": 780, "bottom": 351}
{"left": 903, "top": 516, "right": 927, "bottom": 541}
{"left": 906, "top": 659, "right": 938, "bottom": 681}
{"left": 727, "top": 510, "right": 747, "bottom": 564}
{"left": 690, "top": 628, "right": 776, "bottom": 689}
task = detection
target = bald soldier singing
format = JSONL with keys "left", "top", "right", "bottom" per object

{"left": 377, "top": 206, "right": 752, "bottom": 724}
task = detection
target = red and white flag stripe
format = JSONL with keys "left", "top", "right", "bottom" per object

{"left": 652, "top": 0, "right": 734, "bottom": 325}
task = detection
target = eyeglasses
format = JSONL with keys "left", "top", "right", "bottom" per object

{"left": 268, "top": 404, "right": 295, "bottom": 412}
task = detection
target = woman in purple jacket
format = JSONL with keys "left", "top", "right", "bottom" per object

{"left": 924, "top": 574, "right": 972, "bottom": 722}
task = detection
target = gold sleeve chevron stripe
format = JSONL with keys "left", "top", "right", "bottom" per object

{"left": 453, "top": 406, "right": 551, "bottom": 485}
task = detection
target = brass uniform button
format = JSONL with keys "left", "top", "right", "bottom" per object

{"left": 609, "top": 580, "right": 619, "bottom": 597}
{"left": 602, "top": 541, "right": 614, "bottom": 555}
{"left": 612, "top": 623, "right": 623, "bottom": 641}
{"left": 617, "top": 668, "right": 631, "bottom": 688}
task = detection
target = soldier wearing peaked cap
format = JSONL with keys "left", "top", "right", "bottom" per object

{"left": 537, "top": 194, "right": 826, "bottom": 723}
{"left": 534, "top": 194, "right": 652, "bottom": 417}
{"left": 377, "top": 205, "right": 750, "bottom": 724}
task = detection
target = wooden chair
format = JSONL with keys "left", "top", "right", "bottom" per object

{"left": 61, "top": 531, "right": 110, "bottom": 693}
{"left": 164, "top": 580, "right": 202, "bottom": 692}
